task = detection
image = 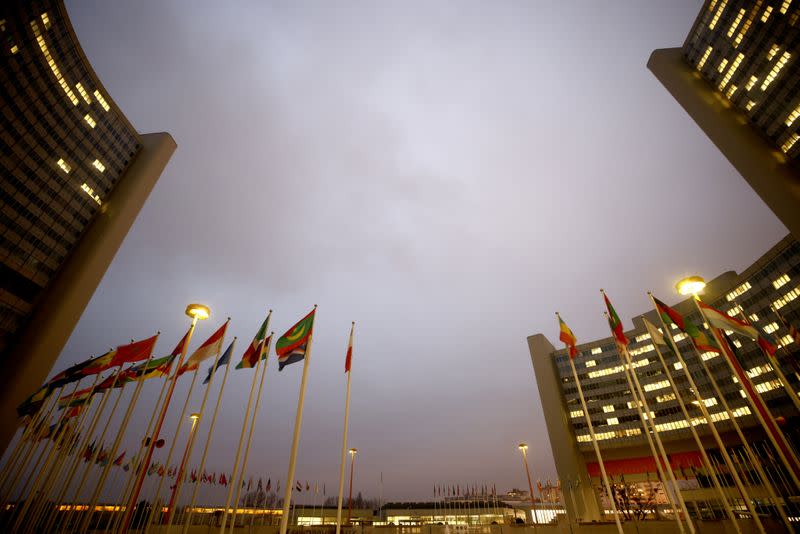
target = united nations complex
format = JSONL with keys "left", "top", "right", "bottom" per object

{"left": 0, "top": 0, "right": 174, "bottom": 448}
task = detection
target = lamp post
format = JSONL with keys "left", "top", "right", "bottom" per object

{"left": 120, "top": 303, "right": 209, "bottom": 534}
{"left": 518, "top": 443, "right": 538, "bottom": 530}
{"left": 164, "top": 412, "right": 200, "bottom": 526}
{"left": 347, "top": 448, "right": 357, "bottom": 524}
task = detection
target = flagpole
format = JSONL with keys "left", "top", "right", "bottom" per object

{"left": 61, "top": 372, "right": 129, "bottom": 533}
{"left": 120, "top": 303, "right": 208, "bottom": 534}
{"left": 336, "top": 322, "right": 355, "bottom": 534}
{"left": 146, "top": 367, "right": 201, "bottom": 532}
{"left": 643, "top": 315, "right": 755, "bottom": 526}
{"left": 279, "top": 305, "right": 318, "bottom": 534}
{"left": 220, "top": 310, "right": 272, "bottom": 533}
{"left": 556, "top": 313, "right": 623, "bottom": 534}
{"left": 228, "top": 333, "right": 274, "bottom": 534}
{"left": 166, "top": 324, "right": 230, "bottom": 531}
{"left": 80, "top": 344, "right": 160, "bottom": 533}
{"left": 692, "top": 297, "right": 800, "bottom": 487}
{"left": 182, "top": 337, "right": 237, "bottom": 534}
{"left": 108, "top": 367, "right": 173, "bottom": 534}
{"left": 0, "top": 385, "right": 61, "bottom": 505}
{"left": 649, "top": 294, "right": 751, "bottom": 533}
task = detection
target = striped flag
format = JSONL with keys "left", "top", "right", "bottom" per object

{"left": 179, "top": 320, "right": 229, "bottom": 375}
{"left": 276, "top": 308, "right": 316, "bottom": 371}
{"left": 236, "top": 316, "right": 270, "bottom": 369}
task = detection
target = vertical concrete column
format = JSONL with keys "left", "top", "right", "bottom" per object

{"left": 527, "top": 334, "right": 601, "bottom": 522}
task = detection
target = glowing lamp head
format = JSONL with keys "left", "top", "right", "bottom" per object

{"left": 676, "top": 276, "right": 706, "bottom": 296}
{"left": 189, "top": 413, "right": 200, "bottom": 422}
{"left": 185, "top": 303, "right": 210, "bottom": 320}
{"left": 518, "top": 443, "right": 528, "bottom": 452}
{"left": 349, "top": 448, "right": 358, "bottom": 456}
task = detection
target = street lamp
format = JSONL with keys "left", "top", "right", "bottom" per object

{"left": 165, "top": 413, "right": 201, "bottom": 525}
{"left": 675, "top": 276, "right": 706, "bottom": 296}
{"left": 120, "top": 303, "right": 209, "bottom": 534}
{"left": 347, "top": 448, "right": 358, "bottom": 524}
{"left": 518, "top": 443, "right": 539, "bottom": 529}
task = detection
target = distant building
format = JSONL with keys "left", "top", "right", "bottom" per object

{"left": 528, "top": 235, "right": 800, "bottom": 521}
{"left": 0, "top": 0, "right": 175, "bottom": 447}
{"left": 649, "top": 1, "right": 800, "bottom": 238}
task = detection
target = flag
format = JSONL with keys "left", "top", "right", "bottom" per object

{"left": 58, "top": 387, "right": 92, "bottom": 410}
{"left": 179, "top": 321, "right": 229, "bottom": 375}
{"left": 17, "top": 384, "right": 51, "bottom": 418}
{"left": 220, "top": 473, "right": 227, "bottom": 486}
{"left": 653, "top": 296, "right": 718, "bottom": 353}
{"left": 276, "top": 308, "right": 316, "bottom": 370}
{"left": 80, "top": 349, "right": 119, "bottom": 376}
{"left": 266, "top": 478, "right": 271, "bottom": 492}
{"left": 698, "top": 301, "right": 758, "bottom": 340}
{"left": 296, "top": 480, "right": 302, "bottom": 492}
{"left": 130, "top": 354, "right": 175, "bottom": 381}
{"left": 643, "top": 317, "right": 681, "bottom": 355}
{"left": 237, "top": 316, "right": 270, "bottom": 369}
{"left": 203, "top": 339, "right": 235, "bottom": 384}
{"left": 111, "top": 335, "right": 159, "bottom": 366}
{"left": 773, "top": 307, "right": 800, "bottom": 345}
{"left": 758, "top": 334, "right": 778, "bottom": 358}
{"left": 557, "top": 314, "right": 579, "bottom": 358}
{"left": 603, "top": 292, "right": 629, "bottom": 347}
{"left": 114, "top": 451, "right": 126, "bottom": 466}
{"left": 345, "top": 322, "right": 354, "bottom": 373}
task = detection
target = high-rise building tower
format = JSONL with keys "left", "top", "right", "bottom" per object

{"left": 649, "top": 1, "right": 800, "bottom": 238}
{"left": 0, "top": 0, "right": 175, "bottom": 447}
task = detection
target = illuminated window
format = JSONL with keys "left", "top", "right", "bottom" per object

{"left": 733, "top": 376, "right": 739, "bottom": 383}
{"left": 773, "top": 274, "right": 791, "bottom": 289}
{"left": 745, "top": 76, "right": 758, "bottom": 90}
{"left": 31, "top": 21, "right": 78, "bottom": 105}
{"left": 782, "top": 133, "right": 799, "bottom": 154}
{"left": 92, "top": 159, "right": 106, "bottom": 172}
{"left": 627, "top": 400, "right": 643, "bottom": 409}
{"left": 585, "top": 360, "right": 596, "bottom": 368}
{"left": 778, "top": 334, "right": 794, "bottom": 347}
{"left": 697, "top": 46, "right": 713, "bottom": 69}
{"left": 709, "top": 0, "right": 719, "bottom": 10}
{"left": 781, "top": 0, "right": 793, "bottom": 14}
{"left": 81, "top": 183, "right": 102, "bottom": 205}
{"left": 691, "top": 397, "right": 718, "bottom": 408}
{"left": 726, "top": 282, "right": 752, "bottom": 301}
{"left": 734, "top": 5, "right": 758, "bottom": 47}
{"left": 570, "top": 409, "right": 584, "bottom": 418}
{"left": 709, "top": 0, "right": 728, "bottom": 29}
{"left": 746, "top": 100, "right": 756, "bottom": 110}
{"left": 755, "top": 379, "right": 782, "bottom": 393}
{"left": 749, "top": 313, "right": 759, "bottom": 322}
{"left": 747, "top": 364, "right": 774, "bottom": 379}
{"left": 768, "top": 44, "right": 780, "bottom": 61}
{"left": 673, "top": 333, "right": 687, "bottom": 342}
{"left": 602, "top": 405, "right": 615, "bottom": 413}
{"left": 762, "top": 5, "right": 773, "bottom": 21}
{"left": 84, "top": 114, "right": 96, "bottom": 128}
{"left": 774, "top": 286, "right": 800, "bottom": 309}
{"left": 701, "top": 351, "right": 718, "bottom": 361}
{"left": 606, "top": 418, "right": 619, "bottom": 426}
{"left": 630, "top": 344, "right": 653, "bottom": 356}
{"left": 41, "top": 12, "right": 51, "bottom": 29}
{"left": 10, "top": 44, "right": 18, "bottom": 54}
{"left": 75, "top": 82, "right": 92, "bottom": 104}
{"left": 591, "top": 347, "right": 602, "bottom": 355}
{"left": 56, "top": 158, "right": 71, "bottom": 173}
{"left": 725, "top": 84, "right": 738, "bottom": 98}
{"left": 635, "top": 333, "right": 651, "bottom": 343}
{"left": 732, "top": 339, "right": 742, "bottom": 348}
{"left": 727, "top": 305, "right": 743, "bottom": 317}
{"left": 762, "top": 51, "right": 791, "bottom": 90}
{"left": 644, "top": 380, "right": 670, "bottom": 392}
{"left": 673, "top": 362, "right": 683, "bottom": 371}
{"left": 656, "top": 393, "right": 676, "bottom": 402}
{"left": 727, "top": 8, "right": 746, "bottom": 37}
{"left": 93, "top": 90, "right": 110, "bottom": 111}
{"left": 718, "top": 58, "right": 729, "bottom": 73}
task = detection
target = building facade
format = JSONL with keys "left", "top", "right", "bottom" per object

{"left": 528, "top": 234, "right": 800, "bottom": 521}
{"left": 0, "top": 0, "right": 175, "bottom": 447}
{"left": 648, "top": 0, "right": 800, "bottom": 238}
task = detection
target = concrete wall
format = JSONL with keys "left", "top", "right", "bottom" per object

{"left": 527, "top": 335, "right": 601, "bottom": 522}
{"left": 0, "top": 132, "right": 176, "bottom": 452}
{"left": 648, "top": 47, "right": 800, "bottom": 240}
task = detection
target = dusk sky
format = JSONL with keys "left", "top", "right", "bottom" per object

{"left": 52, "top": 0, "right": 787, "bottom": 502}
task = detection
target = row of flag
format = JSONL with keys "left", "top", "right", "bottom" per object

{"left": 555, "top": 289, "right": 800, "bottom": 534}
{"left": 2, "top": 305, "right": 362, "bottom": 534}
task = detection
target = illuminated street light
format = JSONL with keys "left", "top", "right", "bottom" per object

{"left": 348, "top": 448, "right": 358, "bottom": 524}
{"left": 675, "top": 276, "right": 706, "bottom": 296}
{"left": 185, "top": 303, "right": 210, "bottom": 320}
{"left": 517, "top": 443, "right": 539, "bottom": 529}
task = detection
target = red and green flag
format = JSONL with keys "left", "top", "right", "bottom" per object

{"left": 111, "top": 334, "right": 159, "bottom": 366}
{"left": 653, "top": 296, "right": 718, "bottom": 353}
{"left": 603, "top": 292, "right": 629, "bottom": 348}
{"left": 276, "top": 308, "right": 316, "bottom": 371}
{"left": 236, "top": 316, "right": 270, "bottom": 369}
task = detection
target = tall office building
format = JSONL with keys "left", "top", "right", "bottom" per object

{"left": 528, "top": 235, "right": 800, "bottom": 521}
{"left": 0, "top": 0, "right": 175, "bottom": 447}
{"left": 649, "top": 1, "right": 800, "bottom": 238}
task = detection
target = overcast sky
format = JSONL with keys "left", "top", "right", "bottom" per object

{"left": 53, "top": 0, "right": 787, "bottom": 503}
